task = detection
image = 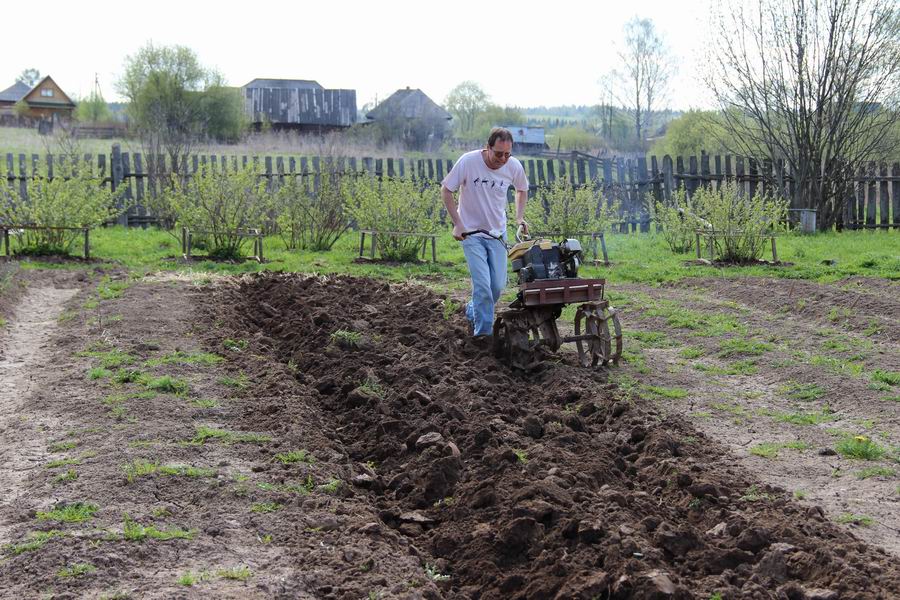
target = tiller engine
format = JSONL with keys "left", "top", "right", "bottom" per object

{"left": 493, "top": 234, "right": 623, "bottom": 370}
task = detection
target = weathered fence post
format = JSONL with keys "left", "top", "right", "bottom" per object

{"left": 111, "top": 144, "right": 127, "bottom": 226}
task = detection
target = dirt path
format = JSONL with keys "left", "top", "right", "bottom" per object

{"left": 0, "top": 285, "right": 79, "bottom": 546}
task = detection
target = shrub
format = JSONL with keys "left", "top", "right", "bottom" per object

{"left": 163, "top": 165, "right": 268, "bottom": 260}
{"left": 652, "top": 186, "right": 704, "bottom": 253}
{"left": 525, "top": 176, "right": 619, "bottom": 242}
{"left": 694, "top": 181, "right": 787, "bottom": 262}
{"left": 351, "top": 176, "right": 441, "bottom": 261}
{"left": 0, "top": 159, "right": 127, "bottom": 255}
{"left": 273, "top": 170, "right": 355, "bottom": 251}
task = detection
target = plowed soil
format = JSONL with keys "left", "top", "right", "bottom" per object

{"left": 0, "top": 269, "right": 898, "bottom": 599}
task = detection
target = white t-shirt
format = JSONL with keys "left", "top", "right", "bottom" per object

{"left": 442, "top": 149, "right": 529, "bottom": 237}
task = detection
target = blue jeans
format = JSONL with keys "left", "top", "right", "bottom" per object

{"left": 462, "top": 234, "right": 507, "bottom": 336}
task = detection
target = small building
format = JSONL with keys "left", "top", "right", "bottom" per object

{"left": 242, "top": 78, "right": 356, "bottom": 133}
{"left": 0, "top": 76, "right": 76, "bottom": 125}
{"left": 365, "top": 87, "right": 452, "bottom": 150}
{"left": 501, "top": 125, "right": 549, "bottom": 154}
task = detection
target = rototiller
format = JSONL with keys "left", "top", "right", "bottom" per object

{"left": 464, "top": 229, "right": 623, "bottom": 370}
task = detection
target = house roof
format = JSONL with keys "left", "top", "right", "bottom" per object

{"left": 366, "top": 88, "right": 452, "bottom": 122}
{"left": 24, "top": 75, "right": 76, "bottom": 107}
{"left": 503, "top": 125, "right": 546, "bottom": 145}
{"left": 0, "top": 81, "right": 31, "bottom": 103}
{"left": 243, "top": 78, "right": 323, "bottom": 90}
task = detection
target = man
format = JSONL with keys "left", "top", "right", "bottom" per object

{"left": 441, "top": 127, "right": 529, "bottom": 339}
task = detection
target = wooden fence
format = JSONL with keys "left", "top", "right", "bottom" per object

{"left": 3, "top": 146, "right": 899, "bottom": 231}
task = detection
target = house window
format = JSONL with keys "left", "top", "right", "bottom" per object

{"left": 41, "top": 88, "right": 54, "bottom": 97}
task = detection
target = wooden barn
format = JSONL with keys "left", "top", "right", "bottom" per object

{"left": 242, "top": 78, "right": 356, "bottom": 133}
{"left": 0, "top": 75, "right": 76, "bottom": 124}
{"left": 365, "top": 87, "right": 452, "bottom": 149}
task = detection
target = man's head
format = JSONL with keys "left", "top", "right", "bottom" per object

{"left": 484, "top": 127, "right": 513, "bottom": 169}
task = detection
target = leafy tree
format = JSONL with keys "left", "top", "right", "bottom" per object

{"left": 75, "top": 90, "right": 112, "bottom": 123}
{"left": 547, "top": 126, "right": 602, "bottom": 152}
{"left": 444, "top": 81, "right": 488, "bottom": 137}
{"left": 16, "top": 68, "right": 40, "bottom": 87}
{"left": 472, "top": 105, "right": 525, "bottom": 142}
{"left": 272, "top": 171, "right": 356, "bottom": 251}
{"left": 650, "top": 111, "right": 731, "bottom": 159}
{"left": 201, "top": 84, "right": 247, "bottom": 143}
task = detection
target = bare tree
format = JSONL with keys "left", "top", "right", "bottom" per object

{"left": 603, "top": 18, "right": 673, "bottom": 146}
{"left": 707, "top": 0, "right": 900, "bottom": 229}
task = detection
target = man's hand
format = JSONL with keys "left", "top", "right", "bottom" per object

{"left": 516, "top": 219, "right": 529, "bottom": 239}
{"left": 452, "top": 222, "right": 465, "bottom": 241}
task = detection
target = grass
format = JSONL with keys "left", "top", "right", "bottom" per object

{"left": 54, "top": 469, "right": 79, "bottom": 484}
{"left": 330, "top": 329, "right": 362, "bottom": 348}
{"left": 513, "top": 449, "right": 528, "bottom": 463}
{"left": 856, "top": 466, "right": 895, "bottom": 479}
{"left": 88, "top": 367, "right": 112, "bottom": 380}
{"left": 191, "top": 398, "right": 221, "bottom": 408}
{"left": 36, "top": 502, "right": 98, "bottom": 523}
{"left": 774, "top": 409, "right": 837, "bottom": 426}
{"left": 628, "top": 330, "right": 674, "bottom": 348}
{"left": 2, "top": 530, "right": 62, "bottom": 556}
{"left": 189, "top": 426, "right": 271, "bottom": 445}
{"left": 782, "top": 382, "right": 827, "bottom": 401}
{"left": 835, "top": 436, "right": 885, "bottom": 460}
{"left": 693, "top": 359, "right": 758, "bottom": 376}
{"left": 274, "top": 449, "right": 314, "bottom": 464}
{"left": 45, "top": 457, "right": 80, "bottom": 469}
{"left": 144, "top": 375, "right": 189, "bottom": 395}
{"left": 679, "top": 346, "right": 705, "bottom": 359}
{"left": 836, "top": 513, "right": 874, "bottom": 527}
{"left": 223, "top": 338, "right": 249, "bottom": 352}
{"left": 718, "top": 338, "right": 773, "bottom": 357}
{"left": 122, "top": 515, "right": 195, "bottom": 541}
{"left": 48, "top": 440, "right": 78, "bottom": 452}
{"left": 871, "top": 370, "right": 900, "bottom": 387}
{"left": 58, "top": 563, "right": 96, "bottom": 578}
{"left": 219, "top": 373, "right": 249, "bottom": 389}
{"left": 750, "top": 440, "right": 811, "bottom": 458}
{"left": 250, "top": 502, "right": 281, "bottom": 513}
{"left": 145, "top": 351, "right": 223, "bottom": 367}
{"left": 78, "top": 348, "right": 136, "bottom": 369}
{"left": 218, "top": 566, "right": 253, "bottom": 581}
{"left": 644, "top": 385, "right": 689, "bottom": 399}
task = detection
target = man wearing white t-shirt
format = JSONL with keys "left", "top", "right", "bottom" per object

{"left": 441, "top": 127, "right": 529, "bottom": 338}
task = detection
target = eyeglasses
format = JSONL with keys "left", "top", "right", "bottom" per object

{"left": 490, "top": 148, "right": 511, "bottom": 159}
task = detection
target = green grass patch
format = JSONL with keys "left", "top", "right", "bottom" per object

{"left": 48, "top": 440, "right": 78, "bottom": 452}
{"left": 750, "top": 440, "right": 810, "bottom": 458}
{"left": 144, "top": 375, "right": 189, "bottom": 395}
{"left": 644, "top": 385, "right": 689, "bottom": 399}
{"left": 178, "top": 570, "right": 211, "bottom": 586}
{"left": 190, "top": 398, "right": 221, "bottom": 408}
{"left": 189, "top": 426, "right": 271, "bottom": 445}
{"left": 54, "top": 469, "right": 78, "bottom": 484}
{"left": 250, "top": 502, "right": 281, "bottom": 513}
{"left": 718, "top": 338, "right": 773, "bottom": 357}
{"left": 145, "top": 351, "right": 224, "bottom": 367}
{"left": 88, "top": 367, "right": 111, "bottom": 380}
{"left": 98, "top": 276, "right": 129, "bottom": 300}
{"left": 112, "top": 368, "right": 144, "bottom": 384}
{"left": 836, "top": 513, "right": 874, "bottom": 526}
{"left": 628, "top": 330, "right": 674, "bottom": 348}
{"left": 77, "top": 349, "right": 136, "bottom": 369}
{"left": 218, "top": 566, "right": 253, "bottom": 581}
{"left": 223, "top": 338, "right": 249, "bottom": 352}
{"left": 122, "top": 515, "right": 195, "bottom": 541}
{"left": 871, "top": 370, "right": 900, "bottom": 387}
{"left": 37, "top": 502, "right": 98, "bottom": 523}
{"left": 679, "top": 346, "right": 705, "bottom": 359}
{"left": 694, "top": 359, "right": 758, "bottom": 376}
{"left": 856, "top": 466, "right": 895, "bottom": 479}
{"left": 835, "top": 436, "right": 885, "bottom": 460}
{"left": 274, "top": 449, "right": 314, "bottom": 464}
{"left": 775, "top": 409, "right": 837, "bottom": 426}
{"left": 782, "top": 382, "right": 827, "bottom": 401}
{"left": 2, "top": 530, "right": 62, "bottom": 556}
{"left": 58, "top": 563, "right": 96, "bottom": 578}
{"left": 219, "top": 373, "right": 249, "bottom": 389}
{"left": 330, "top": 329, "right": 362, "bottom": 348}
{"left": 45, "top": 457, "right": 81, "bottom": 469}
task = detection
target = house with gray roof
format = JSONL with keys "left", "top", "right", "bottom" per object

{"left": 365, "top": 88, "right": 452, "bottom": 150}
{"left": 242, "top": 78, "right": 356, "bottom": 133}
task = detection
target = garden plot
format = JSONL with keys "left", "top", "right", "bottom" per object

{"left": 0, "top": 269, "right": 898, "bottom": 599}
{"left": 615, "top": 276, "right": 900, "bottom": 555}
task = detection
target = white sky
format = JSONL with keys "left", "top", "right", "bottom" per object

{"left": 0, "top": 0, "right": 716, "bottom": 111}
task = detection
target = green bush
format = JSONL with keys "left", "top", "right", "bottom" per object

{"left": 350, "top": 176, "right": 441, "bottom": 261}
{"left": 652, "top": 186, "right": 704, "bottom": 254}
{"left": 0, "top": 160, "right": 126, "bottom": 255}
{"left": 273, "top": 170, "right": 355, "bottom": 251}
{"left": 525, "top": 176, "right": 619, "bottom": 242}
{"left": 163, "top": 166, "right": 268, "bottom": 260}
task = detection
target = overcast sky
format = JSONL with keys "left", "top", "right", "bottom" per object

{"left": 0, "top": 0, "right": 716, "bottom": 111}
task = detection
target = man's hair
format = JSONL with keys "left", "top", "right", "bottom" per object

{"left": 487, "top": 127, "right": 514, "bottom": 147}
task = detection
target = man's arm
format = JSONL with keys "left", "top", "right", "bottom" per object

{"left": 442, "top": 186, "right": 465, "bottom": 241}
{"left": 515, "top": 189, "right": 528, "bottom": 235}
